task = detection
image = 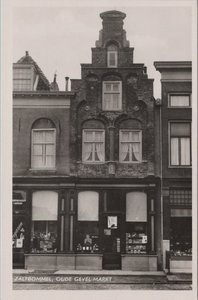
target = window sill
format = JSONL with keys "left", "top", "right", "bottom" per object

{"left": 119, "top": 160, "right": 147, "bottom": 164}
{"left": 102, "top": 109, "right": 123, "bottom": 112}
{"left": 168, "top": 106, "right": 191, "bottom": 109}
{"left": 170, "top": 255, "right": 192, "bottom": 260}
{"left": 79, "top": 161, "right": 105, "bottom": 165}
{"left": 121, "top": 253, "right": 157, "bottom": 257}
{"left": 29, "top": 168, "right": 57, "bottom": 171}
{"left": 168, "top": 165, "right": 192, "bottom": 169}
{"left": 77, "top": 161, "right": 148, "bottom": 165}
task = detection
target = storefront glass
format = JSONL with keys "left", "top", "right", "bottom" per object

{"left": 170, "top": 216, "right": 192, "bottom": 256}
{"left": 125, "top": 192, "right": 148, "bottom": 254}
{"left": 31, "top": 191, "right": 58, "bottom": 253}
{"left": 76, "top": 191, "right": 100, "bottom": 253}
{"left": 13, "top": 191, "right": 27, "bottom": 268}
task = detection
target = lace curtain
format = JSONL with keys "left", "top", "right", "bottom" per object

{"left": 83, "top": 131, "right": 104, "bottom": 162}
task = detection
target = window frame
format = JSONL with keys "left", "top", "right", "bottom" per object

{"left": 82, "top": 129, "right": 105, "bottom": 163}
{"left": 168, "top": 93, "right": 191, "bottom": 108}
{"left": 107, "top": 51, "right": 118, "bottom": 68}
{"left": 31, "top": 128, "right": 56, "bottom": 170}
{"left": 102, "top": 81, "right": 122, "bottom": 111}
{"left": 13, "top": 65, "right": 34, "bottom": 91}
{"left": 119, "top": 130, "right": 142, "bottom": 163}
{"left": 31, "top": 190, "right": 58, "bottom": 253}
{"left": 76, "top": 191, "right": 100, "bottom": 253}
{"left": 169, "top": 121, "right": 191, "bottom": 168}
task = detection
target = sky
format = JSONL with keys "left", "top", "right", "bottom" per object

{"left": 13, "top": 4, "right": 192, "bottom": 98}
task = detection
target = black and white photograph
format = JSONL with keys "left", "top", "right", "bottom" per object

{"left": 1, "top": 0, "right": 197, "bottom": 299}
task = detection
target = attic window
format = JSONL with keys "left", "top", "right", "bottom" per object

{"left": 107, "top": 44, "right": 118, "bottom": 68}
{"left": 13, "top": 66, "right": 33, "bottom": 91}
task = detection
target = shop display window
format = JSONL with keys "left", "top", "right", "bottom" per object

{"left": 31, "top": 221, "right": 57, "bottom": 253}
{"left": 125, "top": 222, "right": 148, "bottom": 254}
{"left": 31, "top": 191, "right": 58, "bottom": 253}
{"left": 13, "top": 191, "right": 27, "bottom": 250}
{"left": 76, "top": 222, "right": 99, "bottom": 253}
{"left": 170, "top": 217, "right": 192, "bottom": 256}
{"left": 76, "top": 191, "right": 100, "bottom": 253}
{"left": 13, "top": 217, "right": 26, "bottom": 249}
{"left": 125, "top": 192, "right": 148, "bottom": 254}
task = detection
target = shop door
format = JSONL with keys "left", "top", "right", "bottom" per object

{"left": 102, "top": 214, "right": 121, "bottom": 269}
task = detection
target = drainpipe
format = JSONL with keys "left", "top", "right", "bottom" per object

{"left": 156, "top": 97, "right": 164, "bottom": 271}
{"left": 159, "top": 101, "right": 164, "bottom": 270}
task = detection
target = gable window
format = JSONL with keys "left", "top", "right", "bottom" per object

{"left": 170, "top": 122, "right": 191, "bottom": 166}
{"left": 13, "top": 65, "right": 33, "bottom": 91}
{"left": 107, "top": 44, "right": 118, "bottom": 67}
{"left": 169, "top": 94, "right": 191, "bottom": 107}
{"left": 103, "top": 81, "right": 122, "bottom": 111}
{"left": 82, "top": 130, "right": 105, "bottom": 163}
{"left": 31, "top": 129, "right": 56, "bottom": 169}
{"left": 120, "top": 130, "right": 142, "bottom": 162}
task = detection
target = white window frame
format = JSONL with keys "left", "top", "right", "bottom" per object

{"left": 82, "top": 129, "right": 105, "bottom": 163}
{"left": 119, "top": 130, "right": 142, "bottom": 163}
{"left": 31, "top": 128, "right": 56, "bottom": 169}
{"left": 168, "top": 93, "right": 191, "bottom": 108}
{"left": 169, "top": 121, "right": 191, "bottom": 167}
{"left": 107, "top": 51, "right": 118, "bottom": 68}
{"left": 102, "top": 81, "right": 122, "bottom": 111}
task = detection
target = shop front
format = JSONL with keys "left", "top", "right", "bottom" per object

{"left": 166, "top": 189, "right": 192, "bottom": 273}
{"left": 13, "top": 191, "right": 29, "bottom": 269}
{"left": 13, "top": 184, "right": 159, "bottom": 271}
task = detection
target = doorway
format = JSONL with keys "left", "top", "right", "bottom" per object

{"left": 102, "top": 213, "right": 122, "bottom": 269}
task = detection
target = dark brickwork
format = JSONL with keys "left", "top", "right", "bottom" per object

{"left": 70, "top": 11, "right": 155, "bottom": 179}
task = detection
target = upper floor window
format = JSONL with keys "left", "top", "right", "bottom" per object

{"left": 119, "top": 130, "right": 142, "bottom": 163}
{"left": 170, "top": 122, "right": 191, "bottom": 166}
{"left": 31, "top": 119, "right": 56, "bottom": 169}
{"left": 13, "top": 65, "right": 33, "bottom": 91}
{"left": 82, "top": 130, "right": 105, "bottom": 163}
{"left": 103, "top": 81, "right": 122, "bottom": 111}
{"left": 31, "top": 129, "right": 56, "bottom": 169}
{"left": 107, "top": 44, "right": 118, "bottom": 67}
{"left": 169, "top": 94, "right": 191, "bottom": 107}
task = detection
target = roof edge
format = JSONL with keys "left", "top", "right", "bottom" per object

{"left": 154, "top": 61, "right": 192, "bottom": 71}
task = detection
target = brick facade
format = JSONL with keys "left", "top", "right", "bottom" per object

{"left": 70, "top": 10, "right": 155, "bottom": 179}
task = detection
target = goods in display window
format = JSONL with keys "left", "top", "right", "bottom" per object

{"left": 13, "top": 220, "right": 25, "bottom": 249}
{"left": 76, "top": 234, "right": 100, "bottom": 253}
{"left": 76, "top": 221, "right": 100, "bottom": 253}
{"left": 125, "top": 223, "right": 148, "bottom": 254}
{"left": 31, "top": 221, "right": 57, "bottom": 253}
{"left": 170, "top": 217, "right": 192, "bottom": 256}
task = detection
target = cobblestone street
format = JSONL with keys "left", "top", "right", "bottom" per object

{"left": 13, "top": 283, "right": 192, "bottom": 290}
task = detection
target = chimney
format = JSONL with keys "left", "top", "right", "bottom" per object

{"left": 54, "top": 73, "right": 57, "bottom": 83}
{"left": 65, "top": 77, "right": 69, "bottom": 91}
{"left": 99, "top": 11, "right": 126, "bottom": 47}
{"left": 25, "top": 51, "right": 29, "bottom": 56}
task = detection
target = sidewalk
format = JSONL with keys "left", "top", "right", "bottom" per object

{"left": 167, "top": 273, "right": 192, "bottom": 283}
{"left": 13, "top": 269, "right": 191, "bottom": 285}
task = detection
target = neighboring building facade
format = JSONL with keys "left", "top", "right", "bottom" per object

{"left": 13, "top": 51, "right": 75, "bottom": 268}
{"left": 154, "top": 61, "right": 192, "bottom": 273}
